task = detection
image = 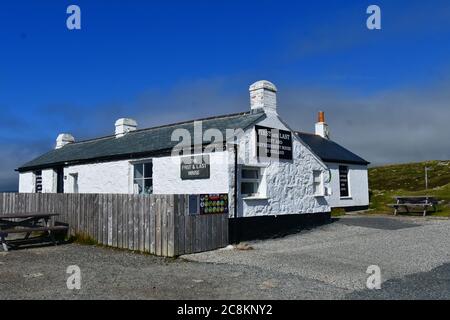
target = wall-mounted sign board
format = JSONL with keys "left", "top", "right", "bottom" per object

{"left": 180, "top": 155, "right": 210, "bottom": 180}
{"left": 255, "top": 125, "right": 293, "bottom": 160}
{"left": 199, "top": 194, "right": 228, "bottom": 215}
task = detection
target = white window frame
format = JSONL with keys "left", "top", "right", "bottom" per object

{"left": 69, "top": 173, "right": 79, "bottom": 194}
{"left": 132, "top": 161, "right": 153, "bottom": 195}
{"left": 240, "top": 167, "right": 262, "bottom": 197}
{"left": 313, "top": 170, "right": 324, "bottom": 196}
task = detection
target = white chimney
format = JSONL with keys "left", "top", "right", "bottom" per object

{"left": 115, "top": 118, "right": 137, "bottom": 138}
{"left": 56, "top": 133, "right": 75, "bottom": 149}
{"left": 315, "top": 111, "right": 330, "bottom": 139}
{"left": 249, "top": 80, "right": 278, "bottom": 114}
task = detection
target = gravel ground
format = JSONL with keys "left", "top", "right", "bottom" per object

{"left": 1, "top": 215, "right": 450, "bottom": 299}
{"left": 185, "top": 216, "right": 450, "bottom": 295}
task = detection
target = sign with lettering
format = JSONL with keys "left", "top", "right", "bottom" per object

{"left": 199, "top": 194, "right": 229, "bottom": 215}
{"left": 180, "top": 155, "right": 210, "bottom": 180}
{"left": 255, "top": 125, "right": 293, "bottom": 160}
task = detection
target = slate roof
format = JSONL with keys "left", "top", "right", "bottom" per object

{"left": 296, "top": 132, "right": 369, "bottom": 165}
{"left": 18, "top": 109, "right": 369, "bottom": 172}
{"left": 18, "top": 110, "right": 266, "bottom": 172}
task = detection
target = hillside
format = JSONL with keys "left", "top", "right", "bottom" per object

{"left": 368, "top": 160, "right": 450, "bottom": 216}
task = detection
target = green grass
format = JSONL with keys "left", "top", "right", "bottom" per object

{"left": 69, "top": 232, "right": 98, "bottom": 245}
{"left": 369, "top": 160, "right": 450, "bottom": 217}
{"left": 331, "top": 207, "right": 347, "bottom": 217}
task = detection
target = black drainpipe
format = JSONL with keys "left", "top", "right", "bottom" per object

{"left": 233, "top": 143, "right": 239, "bottom": 243}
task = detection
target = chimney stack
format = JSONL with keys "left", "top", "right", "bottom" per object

{"left": 249, "top": 80, "right": 277, "bottom": 114}
{"left": 315, "top": 111, "right": 330, "bottom": 139}
{"left": 56, "top": 133, "right": 75, "bottom": 149}
{"left": 115, "top": 118, "right": 137, "bottom": 138}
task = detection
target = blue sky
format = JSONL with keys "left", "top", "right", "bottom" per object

{"left": 1, "top": 0, "right": 450, "bottom": 191}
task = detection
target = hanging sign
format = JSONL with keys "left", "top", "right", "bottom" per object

{"left": 180, "top": 155, "right": 210, "bottom": 180}
{"left": 255, "top": 125, "right": 293, "bottom": 160}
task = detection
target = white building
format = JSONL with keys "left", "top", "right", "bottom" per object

{"left": 17, "top": 80, "right": 369, "bottom": 236}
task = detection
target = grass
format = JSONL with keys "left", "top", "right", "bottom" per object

{"left": 69, "top": 232, "right": 98, "bottom": 245}
{"left": 369, "top": 160, "right": 450, "bottom": 217}
{"left": 331, "top": 208, "right": 347, "bottom": 217}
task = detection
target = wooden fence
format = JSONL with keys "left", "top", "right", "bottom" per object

{"left": 0, "top": 193, "right": 228, "bottom": 257}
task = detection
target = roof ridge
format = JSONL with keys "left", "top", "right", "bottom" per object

{"left": 295, "top": 131, "right": 317, "bottom": 136}
{"left": 68, "top": 110, "right": 257, "bottom": 146}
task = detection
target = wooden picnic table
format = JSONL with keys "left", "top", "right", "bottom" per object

{"left": 0, "top": 213, "right": 68, "bottom": 252}
{"left": 389, "top": 196, "right": 438, "bottom": 217}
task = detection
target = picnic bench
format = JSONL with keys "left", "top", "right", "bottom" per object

{"left": 0, "top": 213, "right": 68, "bottom": 251}
{"left": 389, "top": 196, "right": 438, "bottom": 217}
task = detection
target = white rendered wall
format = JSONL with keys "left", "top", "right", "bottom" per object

{"left": 19, "top": 170, "right": 55, "bottom": 193}
{"left": 236, "top": 114, "right": 331, "bottom": 217}
{"left": 325, "top": 162, "right": 369, "bottom": 208}
{"left": 153, "top": 151, "right": 230, "bottom": 195}
{"left": 19, "top": 172, "right": 34, "bottom": 193}
{"left": 42, "top": 169, "right": 56, "bottom": 193}
{"left": 64, "top": 160, "right": 132, "bottom": 194}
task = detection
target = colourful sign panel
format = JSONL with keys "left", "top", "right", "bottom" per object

{"left": 199, "top": 194, "right": 229, "bottom": 215}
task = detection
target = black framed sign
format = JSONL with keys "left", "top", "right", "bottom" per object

{"left": 255, "top": 125, "right": 293, "bottom": 160}
{"left": 180, "top": 155, "right": 210, "bottom": 180}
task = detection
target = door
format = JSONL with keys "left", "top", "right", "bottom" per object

{"left": 56, "top": 167, "right": 64, "bottom": 193}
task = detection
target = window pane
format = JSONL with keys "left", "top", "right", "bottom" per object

{"left": 241, "top": 182, "right": 257, "bottom": 195}
{"left": 134, "top": 179, "right": 143, "bottom": 194}
{"left": 242, "top": 168, "right": 259, "bottom": 179}
{"left": 144, "top": 179, "right": 153, "bottom": 194}
{"left": 144, "top": 162, "right": 153, "bottom": 178}
{"left": 134, "top": 164, "right": 143, "bottom": 179}
{"left": 313, "top": 171, "right": 321, "bottom": 183}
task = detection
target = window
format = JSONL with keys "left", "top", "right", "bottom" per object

{"left": 241, "top": 167, "right": 261, "bottom": 197}
{"left": 313, "top": 170, "right": 323, "bottom": 196}
{"left": 55, "top": 167, "right": 64, "bottom": 194}
{"left": 133, "top": 162, "right": 153, "bottom": 194}
{"left": 339, "top": 166, "right": 350, "bottom": 197}
{"left": 188, "top": 195, "right": 199, "bottom": 215}
{"left": 70, "top": 173, "right": 79, "bottom": 194}
{"left": 34, "top": 170, "right": 42, "bottom": 193}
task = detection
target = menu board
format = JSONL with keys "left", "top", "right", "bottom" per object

{"left": 255, "top": 125, "right": 293, "bottom": 160}
{"left": 339, "top": 166, "right": 349, "bottom": 197}
{"left": 199, "top": 194, "right": 229, "bottom": 215}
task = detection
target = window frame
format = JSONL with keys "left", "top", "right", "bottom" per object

{"left": 240, "top": 167, "right": 261, "bottom": 197}
{"left": 132, "top": 161, "right": 153, "bottom": 195}
{"left": 312, "top": 170, "right": 324, "bottom": 196}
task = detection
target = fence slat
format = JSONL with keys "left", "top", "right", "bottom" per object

{"left": 0, "top": 193, "right": 228, "bottom": 256}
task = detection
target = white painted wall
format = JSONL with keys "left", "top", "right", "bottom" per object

{"left": 153, "top": 151, "right": 230, "bottom": 195}
{"left": 64, "top": 160, "right": 132, "bottom": 194}
{"left": 42, "top": 169, "right": 56, "bottom": 193}
{"left": 19, "top": 172, "right": 34, "bottom": 193}
{"left": 236, "top": 114, "right": 331, "bottom": 217}
{"left": 325, "top": 162, "right": 369, "bottom": 208}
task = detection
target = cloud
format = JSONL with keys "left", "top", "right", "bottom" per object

{"left": 279, "top": 79, "right": 450, "bottom": 165}
{"left": 1, "top": 75, "right": 450, "bottom": 191}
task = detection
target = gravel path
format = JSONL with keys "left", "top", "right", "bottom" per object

{"left": 184, "top": 216, "right": 450, "bottom": 293}
{"left": 1, "top": 215, "right": 449, "bottom": 299}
